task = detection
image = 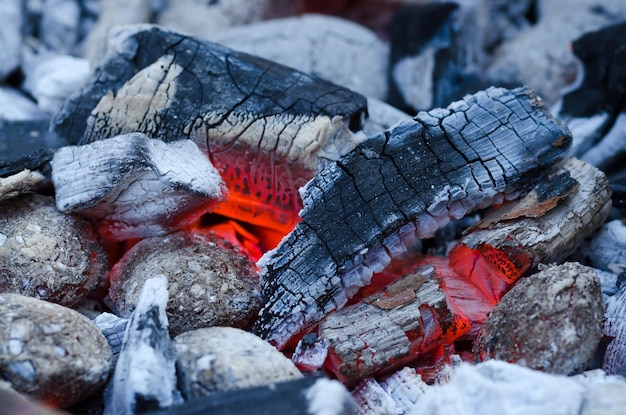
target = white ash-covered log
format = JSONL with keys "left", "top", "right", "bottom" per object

{"left": 51, "top": 132, "right": 227, "bottom": 240}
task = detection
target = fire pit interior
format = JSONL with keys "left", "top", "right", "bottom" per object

{"left": 2, "top": 1, "right": 626, "bottom": 414}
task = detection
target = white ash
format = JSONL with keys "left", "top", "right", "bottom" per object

{"left": 173, "top": 326, "right": 302, "bottom": 399}
{"left": 39, "top": 0, "right": 81, "bottom": 54}
{"left": 0, "top": 293, "right": 112, "bottom": 408}
{"left": 586, "top": 220, "right": 626, "bottom": 274}
{"left": 0, "top": 0, "right": 22, "bottom": 80}
{"left": 94, "top": 312, "right": 128, "bottom": 360}
{"left": 0, "top": 86, "right": 48, "bottom": 121}
{"left": 0, "top": 194, "right": 107, "bottom": 306}
{"left": 211, "top": 13, "right": 389, "bottom": 100}
{"left": 107, "top": 230, "right": 261, "bottom": 336}
{"left": 105, "top": 276, "right": 182, "bottom": 415}
{"left": 292, "top": 334, "right": 329, "bottom": 373}
{"left": 580, "top": 114, "right": 626, "bottom": 168}
{"left": 603, "top": 284, "right": 626, "bottom": 376}
{"left": 306, "top": 377, "right": 359, "bottom": 415}
{"left": 363, "top": 97, "right": 412, "bottom": 136}
{"left": 0, "top": 170, "right": 45, "bottom": 202}
{"left": 51, "top": 132, "right": 227, "bottom": 240}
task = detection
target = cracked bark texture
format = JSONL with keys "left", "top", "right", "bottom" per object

{"left": 254, "top": 86, "right": 572, "bottom": 349}
{"left": 53, "top": 25, "right": 367, "bottom": 233}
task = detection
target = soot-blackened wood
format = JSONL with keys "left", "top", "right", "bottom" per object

{"left": 255, "top": 86, "right": 572, "bottom": 349}
{"left": 52, "top": 25, "right": 368, "bottom": 233}
{"left": 319, "top": 266, "right": 469, "bottom": 383}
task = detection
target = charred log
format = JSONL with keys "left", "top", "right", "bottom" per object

{"left": 254, "top": 86, "right": 572, "bottom": 349}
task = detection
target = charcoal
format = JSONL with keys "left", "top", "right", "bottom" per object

{"left": 0, "top": 293, "right": 113, "bottom": 408}
{"left": 211, "top": 14, "right": 389, "bottom": 100}
{"left": 174, "top": 327, "right": 301, "bottom": 399}
{"left": 474, "top": 262, "right": 604, "bottom": 375}
{"left": 147, "top": 375, "right": 357, "bottom": 415}
{"left": 0, "top": 194, "right": 107, "bottom": 306}
{"left": 603, "top": 284, "right": 626, "bottom": 376}
{"left": 51, "top": 132, "right": 228, "bottom": 240}
{"left": 319, "top": 265, "right": 469, "bottom": 383}
{"left": 0, "top": 170, "right": 45, "bottom": 201}
{"left": 40, "top": 0, "right": 81, "bottom": 54}
{"left": 585, "top": 220, "right": 626, "bottom": 274}
{"left": 254, "top": 86, "right": 572, "bottom": 349}
{"left": 387, "top": 3, "right": 484, "bottom": 112}
{"left": 107, "top": 230, "right": 261, "bottom": 336}
{"left": 105, "top": 276, "right": 182, "bottom": 415}
{"left": 292, "top": 334, "right": 329, "bottom": 373}
{"left": 0, "top": 0, "right": 22, "bottom": 80}
{"left": 94, "top": 312, "right": 128, "bottom": 361}
{"left": 54, "top": 24, "right": 367, "bottom": 234}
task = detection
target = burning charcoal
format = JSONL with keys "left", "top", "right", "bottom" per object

{"left": 94, "top": 312, "right": 128, "bottom": 361}
{"left": 147, "top": 375, "right": 357, "bottom": 415}
{"left": 0, "top": 0, "right": 22, "bottom": 80}
{"left": 108, "top": 230, "right": 261, "bottom": 335}
{"left": 292, "top": 334, "right": 329, "bottom": 373}
{"left": 352, "top": 366, "right": 428, "bottom": 415}
{"left": 105, "top": 276, "right": 182, "bottom": 415}
{"left": 51, "top": 133, "right": 228, "bottom": 240}
{"left": 0, "top": 380, "right": 68, "bottom": 415}
{"left": 585, "top": 220, "right": 626, "bottom": 274}
{"left": 0, "top": 194, "right": 107, "bottom": 306}
{"left": 0, "top": 293, "right": 113, "bottom": 408}
{"left": 603, "top": 284, "right": 626, "bottom": 376}
{"left": 254, "top": 86, "right": 572, "bottom": 349}
{"left": 474, "top": 262, "right": 604, "bottom": 375}
{"left": 53, "top": 24, "right": 367, "bottom": 234}
{"left": 211, "top": 14, "right": 389, "bottom": 100}
{"left": 174, "top": 326, "right": 302, "bottom": 398}
{"left": 319, "top": 266, "right": 470, "bottom": 383}
{"left": 0, "top": 170, "right": 45, "bottom": 201}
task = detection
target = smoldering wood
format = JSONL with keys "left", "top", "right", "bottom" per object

{"left": 104, "top": 277, "right": 182, "bottom": 415}
{"left": 146, "top": 375, "right": 358, "bottom": 415}
{"left": 51, "top": 132, "right": 227, "bottom": 240}
{"left": 318, "top": 266, "right": 469, "bottom": 383}
{"left": 255, "top": 86, "right": 572, "bottom": 349}
{"left": 474, "top": 262, "right": 604, "bottom": 375}
{"left": 53, "top": 24, "right": 368, "bottom": 233}
{"left": 0, "top": 170, "right": 45, "bottom": 201}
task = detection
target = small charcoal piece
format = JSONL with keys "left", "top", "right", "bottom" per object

{"left": 0, "top": 169, "right": 45, "bottom": 201}
{"left": 254, "top": 86, "right": 572, "bottom": 349}
{"left": 146, "top": 375, "right": 358, "bottom": 415}
{"left": 603, "top": 283, "right": 626, "bottom": 376}
{"left": 107, "top": 230, "right": 261, "bottom": 336}
{"left": 319, "top": 265, "right": 469, "bottom": 383}
{"left": 174, "top": 327, "right": 301, "bottom": 399}
{"left": 104, "top": 277, "right": 182, "bottom": 415}
{"left": 53, "top": 24, "right": 368, "bottom": 234}
{"left": 0, "top": 194, "right": 107, "bottom": 306}
{"left": 474, "top": 262, "right": 604, "bottom": 375}
{"left": 94, "top": 313, "right": 128, "bottom": 361}
{"left": 0, "top": 293, "right": 112, "bottom": 408}
{"left": 51, "top": 132, "right": 227, "bottom": 240}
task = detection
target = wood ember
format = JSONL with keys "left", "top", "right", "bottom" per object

{"left": 0, "top": 293, "right": 113, "bottom": 408}
{"left": 319, "top": 266, "right": 470, "bottom": 383}
{"left": 52, "top": 24, "right": 368, "bottom": 234}
{"left": 173, "top": 326, "right": 302, "bottom": 399}
{"left": 146, "top": 375, "right": 358, "bottom": 415}
{"left": 603, "top": 283, "right": 626, "bottom": 376}
{"left": 107, "top": 230, "right": 261, "bottom": 336}
{"left": 0, "top": 194, "right": 107, "bottom": 306}
{"left": 51, "top": 132, "right": 228, "bottom": 241}
{"left": 255, "top": 86, "right": 572, "bottom": 349}
{"left": 474, "top": 262, "right": 604, "bottom": 375}
{"left": 0, "top": 169, "right": 45, "bottom": 201}
{"left": 105, "top": 276, "right": 182, "bottom": 415}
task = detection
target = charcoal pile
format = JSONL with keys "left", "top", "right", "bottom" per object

{"left": 3, "top": 1, "right": 626, "bottom": 414}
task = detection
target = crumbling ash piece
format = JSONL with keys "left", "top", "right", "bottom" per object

{"left": 174, "top": 326, "right": 302, "bottom": 399}
{"left": 51, "top": 132, "right": 228, "bottom": 241}
{"left": 0, "top": 293, "right": 113, "bottom": 408}
{"left": 107, "top": 230, "right": 261, "bottom": 336}
{"left": 474, "top": 262, "right": 604, "bottom": 375}
{"left": 0, "top": 194, "right": 107, "bottom": 306}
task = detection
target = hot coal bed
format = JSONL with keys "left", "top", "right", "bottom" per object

{"left": 2, "top": 1, "right": 626, "bottom": 414}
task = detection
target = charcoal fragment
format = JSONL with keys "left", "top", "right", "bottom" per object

{"left": 0, "top": 170, "right": 45, "bottom": 201}
{"left": 0, "top": 194, "right": 107, "bottom": 306}
{"left": 474, "top": 262, "right": 604, "bottom": 375}
{"left": 108, "top": 230, "right": 261, "bottom": 335}
{"left": 173, "top": 326, "right": 301, "bottom": 398}
{"left": 0, "top": 293, "right": 112, "bottom": 408}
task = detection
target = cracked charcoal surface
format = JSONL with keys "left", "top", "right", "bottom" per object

{"left": 474, "top": 262, "right": 604, "bottom": 375}
{"left": 0, "top": 194, "right": 107, "bottom": 306}
{"left": 174, "top": 327, "right": 301, "bottom": 399}
{"left": 107, "top": 230, "right": 261, "bottom": 336}
{"left": 0, "top": 293, "right": 112, "bottom": 408}
{"left": 254, "top": 86, "right": 572, "bottom": 349}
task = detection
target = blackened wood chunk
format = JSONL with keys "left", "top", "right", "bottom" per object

{"left": 0, "top": 294, "right": 113, "bottom": 408}
{"left": 255, "top": 86, "right": 572, "bottom": 349}
{"left": 474, "top": 262, "right": 604, "bottom": 375}
{"left": 0, "top": 194, "right": 107, "bottom": 306}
